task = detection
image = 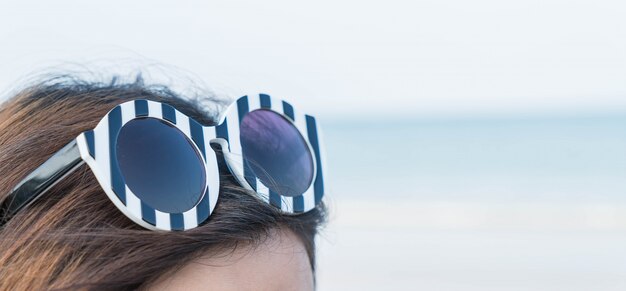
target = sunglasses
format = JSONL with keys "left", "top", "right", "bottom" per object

{"left": 1, "top": 94, "right": 326, "bottom": 231}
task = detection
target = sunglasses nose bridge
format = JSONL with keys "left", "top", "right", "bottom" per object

{"left": 208, "top": 138, "right": 254, "bottom": 192}
{"left": 209, "top": 137, "right": 230, "bottom": 154}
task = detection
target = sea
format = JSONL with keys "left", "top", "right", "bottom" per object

{"left": 316, "top": 114, "right": 626, "bottom": 291}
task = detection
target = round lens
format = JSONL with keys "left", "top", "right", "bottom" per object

{"left": 116, "top": 118, "right": 206, "bottom": 213}
{"left": 240, "top": 109, "right": 314, "bottom": 197}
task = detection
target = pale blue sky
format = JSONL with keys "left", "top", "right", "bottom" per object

{"left": 1, "top": 0, "right": 625, "bottom": 120}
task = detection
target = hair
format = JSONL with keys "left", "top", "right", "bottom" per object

{"left": 0, "top": 75, "right": 326, "bottom": 290}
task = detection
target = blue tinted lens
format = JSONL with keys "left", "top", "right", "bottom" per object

{"left": 116, "top": 118, "right": 206, "bottom": 213}
{"left": 240, "top": 110, "right": 314, "bottom": 197}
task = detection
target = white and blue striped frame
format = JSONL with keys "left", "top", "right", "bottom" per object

{"left": 67, "top": 94, "right": 324, "bottom": 231}
{"left": 74, "top": 99, "right": 220, "bottom": 231}
{"left": 214, "top": 94, "right": 326, "bottom": 214}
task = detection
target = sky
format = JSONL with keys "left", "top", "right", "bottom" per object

{"left": 0, "top": 0, "right": 625, "bottom": 120}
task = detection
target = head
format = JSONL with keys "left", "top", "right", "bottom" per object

{"left": 0, "top": 76, "right": 326, "bottom": 290}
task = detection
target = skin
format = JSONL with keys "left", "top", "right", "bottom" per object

{"left": 143, "top": 228, "right": 314, "bottom": 291}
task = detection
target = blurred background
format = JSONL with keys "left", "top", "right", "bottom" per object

{"left": 1, "top": 1, "right": 625, "bottom": 290}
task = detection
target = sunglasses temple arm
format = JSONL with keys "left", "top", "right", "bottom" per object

{"left": 0, "top": 139, "right": 84, "bottom": 224}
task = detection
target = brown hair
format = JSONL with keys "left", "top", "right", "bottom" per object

{"left": 0, "top": 76, "right": 326, "bottom": 290}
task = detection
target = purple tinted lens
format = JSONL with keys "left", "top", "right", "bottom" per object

{"left": 240, "top": 110, "right": 314, "bottom": 197}
{"left": 116, "top": 118, "right": 206, "bottom": 213}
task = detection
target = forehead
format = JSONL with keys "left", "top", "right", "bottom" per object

{"left": 144, "top": 229, "right": 314, "bottom": 291}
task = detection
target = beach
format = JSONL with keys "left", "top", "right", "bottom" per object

{"left": 316, "top": 114, "right": 626, "bottom": 290}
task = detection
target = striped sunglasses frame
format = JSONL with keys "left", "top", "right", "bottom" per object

{"left": 1, "top": 94, "right": 326, "bottom": 231}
